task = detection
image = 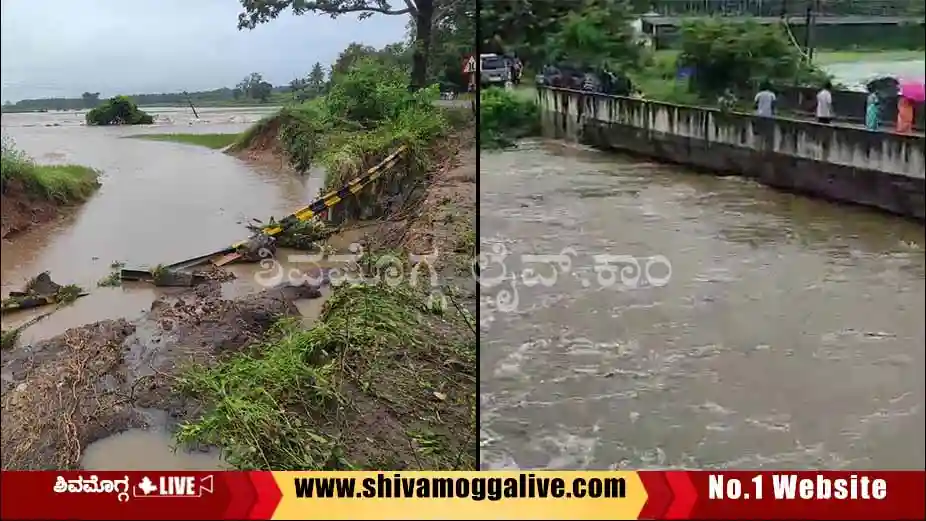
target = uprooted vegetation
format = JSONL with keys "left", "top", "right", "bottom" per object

{"left": 247, "top": 217, "right": 333, "bottom": 251}
{"left": 2, "top": 273, "right": 85, "bottom": 351}
{"left": 1, "top": 136, "right": 101, "bottom": 237}
{"left": 1, "top": 272, "right": 85, "bottom": 315}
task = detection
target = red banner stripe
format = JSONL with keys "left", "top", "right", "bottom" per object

{"left": 638, "top": 471, "right": 672, "bottom": 519}
{"left": 664, "top": 472, "right": 697, "bottom": 519}
{"left": 249, "top": 472, "right": 282, "bottom": 520}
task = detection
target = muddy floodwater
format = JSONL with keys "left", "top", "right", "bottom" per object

{"left": 2, "top": 106, "right": 338, "bottom": 469}
{"left": 1, "top": 106, "right": 329, "bottom": 343}
{"left": 479, "top": 140, "right": 925, "bottom": 470}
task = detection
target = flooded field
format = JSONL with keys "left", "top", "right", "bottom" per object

{"left": 0, "top": 106, "right": 329, "bottom": 345}
{"left": 479, "top": 141, "right": 925, "bottom": 470}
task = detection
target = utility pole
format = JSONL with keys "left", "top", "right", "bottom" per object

{"left": 804, "top": 0, "right": 819, "bottom": 65}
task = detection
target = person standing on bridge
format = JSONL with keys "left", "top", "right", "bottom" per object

{"left": 754, "top": 81, "right": 777, "bottom": 117}
{"left": 815, "top": 81, "right": 834, "bottom": 124}
{"left": 896, "top": 95, "right": 914, "bottom": 134}
{"left": 865, "top": 86, "right": 880, "bottom": 131}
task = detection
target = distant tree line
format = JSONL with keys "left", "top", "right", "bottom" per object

{"left": 2, "top": 81, "right": 296, "bottom": 113}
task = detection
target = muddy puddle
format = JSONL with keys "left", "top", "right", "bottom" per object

{"left": 81, "top": 429, "right": 226, "bottom": 471}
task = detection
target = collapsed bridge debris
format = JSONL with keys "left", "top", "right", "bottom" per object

{"left": 1, "top": 272, "right": 87, "bottom": 314}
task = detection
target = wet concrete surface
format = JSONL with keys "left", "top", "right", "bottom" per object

{"left": 479, "top": 140, "right": 925, "bottom": 470}
{"left": 1, "top": 106, "right": 328, "bottom": 344}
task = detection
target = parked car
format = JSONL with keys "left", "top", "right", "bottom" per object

{"left": 480, "top": 53, "right": 511, "bottom": 88}
{"left": 536, "top": 64, "right": 634, "bottom": 96}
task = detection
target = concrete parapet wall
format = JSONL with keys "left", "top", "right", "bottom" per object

{"left": 538, "top": 87, "right": 925, "bottom": 221}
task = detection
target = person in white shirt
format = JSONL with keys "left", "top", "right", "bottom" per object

{"left": 815, "top": 81, "right": 834, "bottom": 124}
{"left": 754, "top": 81, "right": 776, "bottom": 117}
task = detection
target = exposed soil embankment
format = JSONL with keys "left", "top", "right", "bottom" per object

{"left": 1, "top": 283, "right": 305, "bottom": 470}
{"left": 0, "top": 182, "right": 61, "bottom": 239}
{"left": 1, "top": 143, "right": 101, "bottom": 239}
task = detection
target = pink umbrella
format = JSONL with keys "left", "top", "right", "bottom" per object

{"left": 899, "top": 79, "right": 926, "bottom": 102}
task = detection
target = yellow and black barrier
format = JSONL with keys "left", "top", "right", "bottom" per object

{"left": 236, "top": 145, "right": 407, "bottom": 243}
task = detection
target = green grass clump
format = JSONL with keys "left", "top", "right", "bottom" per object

{"left": 234, "top": 57, "right": 465, "bottom": 223}
{"left": 131, "top": 133, "right": 241, "bottom": 149}
{"left": 1, "top": 136, "right": 100, "bottom": 203}
{"left": 1, "top": 328, "right": 20, "bottom": 350}
{"left": 174, "top": 274, "right": 476, "bottom": 471}
{"left": 479, "top": 87, "right": 540, "bottom": 149}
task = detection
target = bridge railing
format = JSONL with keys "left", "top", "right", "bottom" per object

{"left": 646, "top": 0, "right": 923, "bottom": 17}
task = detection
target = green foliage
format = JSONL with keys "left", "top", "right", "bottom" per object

{"left": 86, "top": 96, "right": 154, "bottom": 126}
{"left": 427, "top": 0, "right": 476, "bottom": 90}
{"left": 237, "top": 0, "right": 442, "bottom": 90}
{"left": 331, "top": 42, "right": 410, "bottom": 81}
{"left": 1, "top": 135, "right": 100, "bottom": 202}
{"left": 237, "top": 72, "right": 274, "bottom": 102}
{"left": 480, "top": 1, "right": 578, "bottom": 63}
{"left": 677, "top": 20, "right": 830, "bottom": 96}
{"left": 479, "top": 87, "right": 540, "bottom": 149}
{"left": 238, "top": 56, "right": 455, "bottom": 206}
{"left": 545, "top": 0, "right": 643, "bottom": 71}
{"left": 175, "top": 279, "right": 476, "bottom": 470}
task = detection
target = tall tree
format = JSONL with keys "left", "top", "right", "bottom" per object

{"left": 427, "top": 0, "right": 474, "bottom": 88}
{"left": 331, "top": 43, "right": 380, "bottom": 78}
{"left": 288, "top": 78, "right": 307, "bottom": 100}
{"left": 237, "top": 0, "right": 454, "bottom": 90}
{"left": 306, "top": 62, "right": 328, "bottom": 97}
{"left": 237, "top": 72, "right": 273, "bottom": 102}
{"left": 81, "top": 92, "right": 101, "bottom": 109}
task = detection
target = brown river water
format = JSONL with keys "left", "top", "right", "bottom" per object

{"left": 3, "top": 108, "right": 924, "bottom": 471}
{"left": 479, "top": 140, "right": 925, "bottom": 470}
{"left": 2, "top": 106, "right": 332, "bottom": 469}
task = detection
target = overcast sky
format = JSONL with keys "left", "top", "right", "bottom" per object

{"left": 0, "top": 0, "right": 407, "bottom": 102}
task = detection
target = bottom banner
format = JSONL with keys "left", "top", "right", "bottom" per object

{"left": 1, "top": 470, "right": 923, "bottom": 520}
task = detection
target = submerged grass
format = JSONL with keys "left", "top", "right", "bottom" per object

{"left": 130, "top": 133, "right": 241, "bottom": 149}
{"left": 174, "top": 270, "right": 477, "bottom": 471}
{"left": 1, "top": 136, "right": 100, "bottom": 203}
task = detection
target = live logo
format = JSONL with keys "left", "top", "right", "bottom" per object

{"left": 160, "top": 477, "right": 196, "bottom": 496}
{"left": 136, "top": 475, "right": 212, "bottom": 497}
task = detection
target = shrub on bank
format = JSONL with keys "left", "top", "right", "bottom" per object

{"left": 1, "top": 136, "right": 100, "bottom": 202}
{"left": 86, "top": 96, "right": 154, "bottom": 126}
{"left": 235, "top": 57, "right": 462, "bottom": 220}
{"left": 479, "top": 87, "right": 540, "bottom": 149}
